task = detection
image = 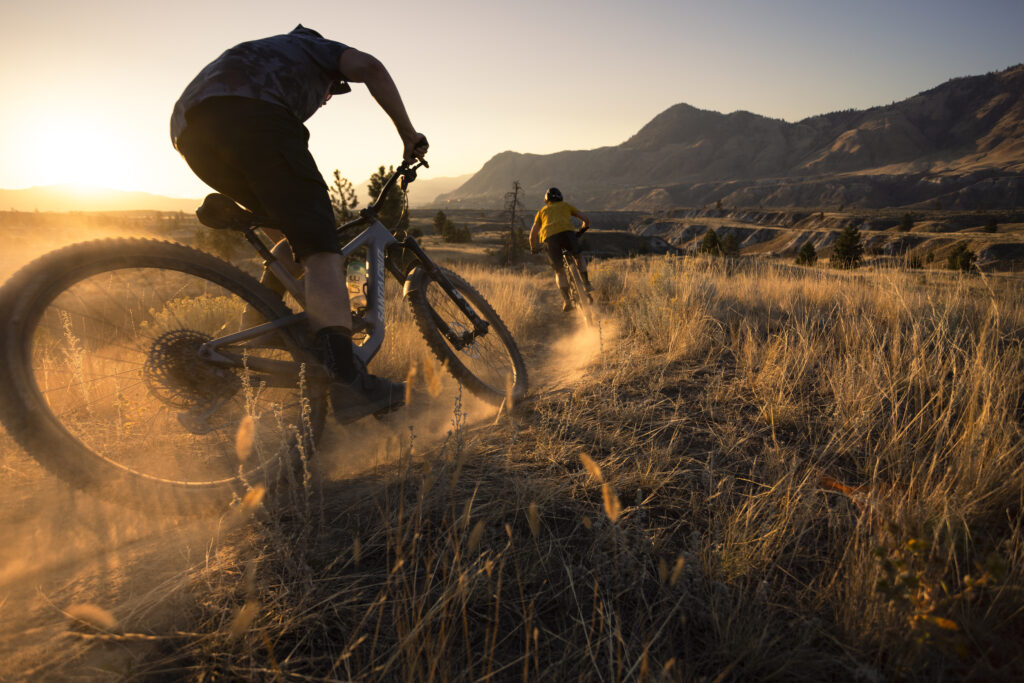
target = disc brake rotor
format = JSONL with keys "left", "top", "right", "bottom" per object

{"left": 448, "top": 320, "right": 482, "bottom": 359}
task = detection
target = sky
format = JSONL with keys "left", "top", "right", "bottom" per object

{"left": 1, "top": 0, "right": 1022, "bottom": 198}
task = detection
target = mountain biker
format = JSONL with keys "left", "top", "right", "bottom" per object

{"left": 170, "top": 25, "right": 428, "bottom": 423}
{"left": 528, "top": 187, "right": 593, "bottom": 311}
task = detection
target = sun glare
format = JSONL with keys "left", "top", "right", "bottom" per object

{"left": 25, "top": 116, "right": 135, "bottom": 189}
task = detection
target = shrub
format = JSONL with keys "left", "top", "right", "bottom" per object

{"left": 983, "top": 217, "right": 998, "bottom": 233}
{"left": 898, "top": 213, "right": 914, "bottom": 232}
{"left": 946, "top": 243, "right": 975, "bottom": 272}
{"left": 795, "top": 240, "right": 817, "bottom": 266}
{"left": 194, "top": 227, "right": 246, "bottom": 260}
{"left": 830, "top": 225, "right": 863, "bottom": 269}
{"left": 443, "top": 222, "right": 472, "bottom": 243}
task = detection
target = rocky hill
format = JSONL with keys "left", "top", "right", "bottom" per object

{"left": 437, "top": 65, "right": 1024, "bottom": 210}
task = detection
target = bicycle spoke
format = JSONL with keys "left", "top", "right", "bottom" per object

{"left": 27, "top": 263, "right": 311, "bottom": 485}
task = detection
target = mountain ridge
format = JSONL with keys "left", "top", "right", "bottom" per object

{"left": 437, "top": 64, "right": 1024, "bottom": 210}
{"left": 0, "top": 185, "right": 201, "bottom": 213}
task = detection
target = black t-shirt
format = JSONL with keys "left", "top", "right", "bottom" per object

{"left": 170, "top": 25, "right": 349, "bottom": 147}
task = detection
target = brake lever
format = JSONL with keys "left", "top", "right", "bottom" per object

{"left": 399, "top": 159, "right": 428, "bottom": 190}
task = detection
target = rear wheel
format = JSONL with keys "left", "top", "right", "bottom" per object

{"left": 564, "top": 255, "right": 595, "bottom": 328}
{"left": 406, "top": 267, "right": 527, "bottom": 405}
{"left": 0, "top": 239, "right": 327, "bottom": 513}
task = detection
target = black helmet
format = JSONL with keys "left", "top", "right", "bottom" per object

{"left": 544, "top": 187, "right": 563, "bottom": 202}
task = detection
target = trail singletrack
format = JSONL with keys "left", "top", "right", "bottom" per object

{"left": 0, "top": 277, "right": 608, "bottom": 678}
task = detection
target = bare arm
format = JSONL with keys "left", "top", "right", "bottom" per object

{"left": 571, "top": 208, "right": 591, "bottom": 229}
{"left": 529, "top": 219, "right": 541, "bottom": 253}
{"left": 339, "top": 49, "right": 428, "bottom": 162}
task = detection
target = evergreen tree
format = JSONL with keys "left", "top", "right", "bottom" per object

{"left": 830, "top": 225, "right": 863, "bottom": 269}
{"left": 432, "top": 210, "right": 448, "bottom": 235}
{"left": 699, "top": 229, "right": 721, "bottom": 255}
{"left": 720, "top": 232, "right": 740, "bottom": 256}
{"left": 795, "top": 240, "right": 817, "bottom": 266}
{"left": 367, "top": 165, "right": 408, "bottom": 232}
{"left": 329, "top": 170, "right": 359, "bottom": 225}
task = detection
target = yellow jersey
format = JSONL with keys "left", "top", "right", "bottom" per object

{"left": 533, "top": 202, "right": 580, "bottom": 243}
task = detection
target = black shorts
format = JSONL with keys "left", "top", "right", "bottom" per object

{"left": 175, "top": 96, "right": 339, "bottom": 260}
{"left": 544, "top": 230, "right": 580, "bottom": 268}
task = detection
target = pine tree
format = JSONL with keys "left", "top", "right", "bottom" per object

{"left": 699, "top": 229, "right": 721, "bottom": 255}
{"left": 830, "top": 225, "right": 863, "bottom": 269}
{"left": 720, "top": 232, "right": 740, "bottom": 256}
{"left": 329, "top": 170, "right": 359, "bottom": 225}
{"left": 367, "top": 165, "right": 408, "bottom": 232}
{"left": 795, "top": 240, "right": 817, "bottom": 266}
{"left": 433, "top": 210, "right": 448, "bottom": 235}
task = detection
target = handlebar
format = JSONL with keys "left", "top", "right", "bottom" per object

{"left": 368, "top": 159, "right": 427, "bottom": 214}
{"left": 336, "top": 158, "right": 428, "bottom": 235}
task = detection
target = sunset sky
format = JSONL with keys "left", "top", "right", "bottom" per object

{"left": 1, "top": 0, "right": 1022, "bottom": 198}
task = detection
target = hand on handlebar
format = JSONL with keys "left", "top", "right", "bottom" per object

{"left": 404, "top": 133, "right": 429, "bottom": 165}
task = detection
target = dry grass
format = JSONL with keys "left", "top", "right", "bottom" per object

{"left": 6, "top": 254, "right": 1024, "bottom": 680}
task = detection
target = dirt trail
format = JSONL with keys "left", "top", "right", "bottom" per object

{"left": 0, "top": 269, "right": 606, "bottom": 677}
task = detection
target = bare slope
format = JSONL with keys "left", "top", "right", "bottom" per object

{"left": 439, "top": 65, "right": 1024, "bottom": 210}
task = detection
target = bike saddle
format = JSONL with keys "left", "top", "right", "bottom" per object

{"left": 196, "top": 193, "right": 257, "bottom": 232}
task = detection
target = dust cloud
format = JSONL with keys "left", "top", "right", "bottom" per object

{"left": 0, "top": 227, "right": 608, "bottom": 676}
{"left": 544, "top": 317, "right": 617, "bottom": 388}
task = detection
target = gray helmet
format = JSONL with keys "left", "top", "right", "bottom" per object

{"left": 545, "top": 187, "right": 563, "bottom": 202}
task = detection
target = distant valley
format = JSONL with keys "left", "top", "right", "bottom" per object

{"left": 0, "top": 185, "right": 201, "bottom": 213}
{"left": 0, "top": 171, "right": 473, "bottom": 214}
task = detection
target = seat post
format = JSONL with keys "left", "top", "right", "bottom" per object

{"left": 243, "top": 227, "right": 276, "bottom": 263}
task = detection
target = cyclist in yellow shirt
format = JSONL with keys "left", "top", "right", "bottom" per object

{"left": 529, "top": 187, "right": 593, "bottom": 311}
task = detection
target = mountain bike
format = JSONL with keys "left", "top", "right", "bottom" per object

{"left": 552, "top": 228, "right": 595, "bottom": 327}
{"left": 0, "top": 161, "right": 527, "bottom": 512}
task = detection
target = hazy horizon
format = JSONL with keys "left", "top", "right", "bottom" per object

{"left": 2, "top": 0, "right": 1022, "bottom": 198}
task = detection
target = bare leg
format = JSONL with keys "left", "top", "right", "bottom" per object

{"left": 303, "top": 252, "right": 353, "bottom": 331}
{"left": 241, "top": 229, "right": 305, "bottom": 328}
{"left": 573, "top": 252, "right": 588, "bottom": 275}
{"left": 260, "top": 229, "right": 304, "bottom": 294}
{"left": 573, "top": 253, "right": 593, "bottom": 291}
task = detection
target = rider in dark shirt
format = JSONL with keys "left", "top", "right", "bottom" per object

{"left": 171, "top": 26, "right": 428, "bottom": 423}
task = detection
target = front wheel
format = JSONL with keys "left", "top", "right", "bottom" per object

{"left": 0, "top": 238, "right": 328, "bottom": 513}
{"left": 406, "top": 267, "right": 527, "bottom": 406}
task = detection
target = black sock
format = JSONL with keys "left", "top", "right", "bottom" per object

{"left": 316, "top": 326, "right": 356, "bottom": 382}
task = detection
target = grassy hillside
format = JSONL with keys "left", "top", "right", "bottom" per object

{"left": 2, "top": 250, "right": 1022, "bottom": 679}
